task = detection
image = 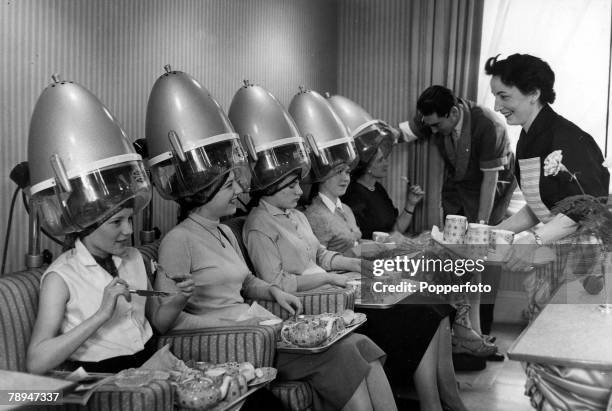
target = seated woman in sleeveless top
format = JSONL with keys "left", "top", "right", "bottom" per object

{"left": 27, "top": 203, "right": 194, "bottom": 375}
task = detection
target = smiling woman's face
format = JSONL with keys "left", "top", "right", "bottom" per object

{"left": 83, "top": 207, "right": 133, "bottom": 258}
{"left": 320, "top": 165, "right": 351, "bottom": 198}
{"left": 490, "top": 75, "right": 539, "bottom": 128}
{"left": 202, "top": 171, "right": 243, "bottom": 219}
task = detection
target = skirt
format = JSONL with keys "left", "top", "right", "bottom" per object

{"left": 356, "top": 301, "right": 454, "bottom": 387}
{"left": 276, "top": 333, "right": 386, "bottom": 411}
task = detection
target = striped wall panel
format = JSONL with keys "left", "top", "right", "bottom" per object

{"left": 0, "top": 0, "right": 338, "bottom": 273}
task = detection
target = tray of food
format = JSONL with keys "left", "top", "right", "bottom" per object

{"left": 276, "top": 310, "right": 366, "bottom": 354}
{"left": 174, "top": 363, "right": 276, "bottom": 411}
{"left": 110, "top": 362, "right": 275, "bottom": 411}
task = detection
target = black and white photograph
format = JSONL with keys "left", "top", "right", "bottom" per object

{"left": 1, "top": 1, "right": 611, "bottom": 410}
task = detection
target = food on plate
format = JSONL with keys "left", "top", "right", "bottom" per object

{"left": 341, "top": 309, "right": 356, "bottom": 326}
{"left": 174, "top": 361, "right": 269, "bottom": 409}
{"left": 280, "top": 312, "right": 349, "bottom": 348}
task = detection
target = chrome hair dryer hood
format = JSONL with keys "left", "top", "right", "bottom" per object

{"left": 145, "top": 66, "right": 249, "bottom": 201}
{"left": 228, "top": 81, "right": 310, "bottom": 193}
{"left": 326, "top": 94, "right": 398, "bottom": 164}
{"left": 28, "top": 75, "right": 151, "bottom": 236}
{"left": 289, "top": 87, "right": 358, "bottom": 182}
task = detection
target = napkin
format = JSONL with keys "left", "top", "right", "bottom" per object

{"left": 235, "top": 302, "right": 280, "bottom": 322}
{"left": 139, "top": 344, "right": 189, "bottom": 372}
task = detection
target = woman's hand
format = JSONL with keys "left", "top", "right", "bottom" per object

{"left": 270, "top": 286, "right": 303, "bottom": 316}
{"left": 361, "top": 260, "right": 375, "bottom": 278}
{"left": 503, "top": 231, "right": 537, "bottom": 272}
{"left": 327, "top": 273, "right": 348, "bottom": 287}
{"left": 172, "top": 274, "right": 195, "bottom": 299}
{"left": 97, "top": 277, "right": 131, "bottom": 320}
{"left": 405, "top": 185, "right": 425, "bottom": 208}
{"left": 326, "top": 236, "right": 356, "bottom": 253}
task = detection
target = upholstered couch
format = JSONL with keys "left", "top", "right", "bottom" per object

{"left": 0, "top": 222, "right": 354, "bottom": 411}
{"left": 0, "top": 266, "right": 276, "bottom": 410}
{"left": 138, "top": 217, "right": 356, "bottom": 410}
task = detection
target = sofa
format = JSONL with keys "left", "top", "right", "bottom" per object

{"left": 139, "top": 217, "right": 356, "bottom": 410}
{"left": 0, "top": 218, "right": 354, "bottom": 410}
{"left": 0, "top": 266, "right": 276, "bottom": 410}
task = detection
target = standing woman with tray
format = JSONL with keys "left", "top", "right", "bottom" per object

{"left": 485, "top": 54, "right": 610, "bottom": 317}
{"left": 288, "top": 88, "right": 468, "bottom": 411}
{"left": 148, "top": 73, "right": 397, "bottom": 411}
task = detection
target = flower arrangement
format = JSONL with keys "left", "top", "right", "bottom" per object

{"left": 544, "top": 150, "right": 612, "bottom": 306}
{"left": 544, "top": 150, "right": 612, "bottom": 249}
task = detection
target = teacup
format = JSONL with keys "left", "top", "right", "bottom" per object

{"left": 489, "top": 229, "right": 514, "bottom": 258}
{"left": 259, "top": 318, "right": 283, "bottom": 341}
{"left": 280, "top": 320, "right": 328, "bottom": 348}
{"left": 372, "top": 231, "right": 390, "bottom": 243}
{"left": 489, "top": 229, "right": 514, "bottom": 249}
{"left": 443, "top": 215, "right": 468, "bottom": 244}
{"left": 347, "top": 280, "right": 362, "bottom": 298}
{"left": 466, "top": 223, "right": 490, "bottom": 257}
{"left": 176, "top": 378, "right": 222, "bottom": 410}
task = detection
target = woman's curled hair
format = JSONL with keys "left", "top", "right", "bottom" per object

{"left": 484, "top": 53, "right": 556, "bottom": 104}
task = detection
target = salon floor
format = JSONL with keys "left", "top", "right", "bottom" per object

{"left": 457, "top": 323, "right": 533, "bottom": 411}
{"left": 397, "top": 323, "right": 534, "bottom": 411}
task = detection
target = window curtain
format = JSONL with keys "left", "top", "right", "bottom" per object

{"left": 337, "top": 0, "right": 485, "bottom": 231}
{"left": 477, "top": 0, "right": 612, "bottom": 157}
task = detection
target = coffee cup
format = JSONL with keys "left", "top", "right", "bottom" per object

{"left": 259, "top": 318, "right": 283, "bottom": 341}
{"left": 466, "top": 223, "right": 490, "bottom": 257}
{"left": 372, "top": 231, "right": 390, "bottom": 243}
{"left": 347, "top": 280, "right": 362, "bottom": 298}
{"left": 443, "top": 215, "right": 468, "bottom": 244}
{"left": 489, "top": 229, "right": 514, "bottom": 257}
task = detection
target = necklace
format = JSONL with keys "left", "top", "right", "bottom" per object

{"left": 358, "top": 180, "right": 376, "bottom": 191}
{"left": 188, "top": 217, "right": 226, "bottom": 248}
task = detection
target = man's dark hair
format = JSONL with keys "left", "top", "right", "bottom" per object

{"left": 416, "top": 85, "right": 458, "bottom": 117}
{"left": 484, "top": 53, "right": 556, "bottom": 104}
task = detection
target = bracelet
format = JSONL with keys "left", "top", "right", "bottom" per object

{"left": 404, "top": 207, "right": 414, "bottom": 215}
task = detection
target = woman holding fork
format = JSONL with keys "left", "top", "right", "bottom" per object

{"left": 27, "top": 200, "right": 195, "bottom": 375}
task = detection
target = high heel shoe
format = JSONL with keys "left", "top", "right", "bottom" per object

{"left": 451, "top": 335, "right": 497, "bottom": 357}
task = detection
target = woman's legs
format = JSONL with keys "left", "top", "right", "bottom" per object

{"left": 341, "top": 360, "right": 398, "bottom": 411}
{"left": 468, "top": 272, "right": 482, "bottom": 335}
{"left": 365, "top": 360, "right": 397, "bottom": 411}
{"left": 435, "top": 317, "right": 469, "bottom": 411}
{"left": 414, "top": 326, "right": 443, "bottom": 411}
{"left": 341, "top": 379, "right": 374, "bottom": 411}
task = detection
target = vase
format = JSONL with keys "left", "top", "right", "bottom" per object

{"left": 599, "top": 251, "right": 612, "bottom": 313}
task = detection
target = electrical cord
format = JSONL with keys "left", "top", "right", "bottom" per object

{"left": 1, "top": 187, "right": 20, "bottom": 275}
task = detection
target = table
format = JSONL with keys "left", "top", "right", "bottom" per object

{"left": 508, "top": 280, "right": 612, "bottom": 370}
{"left": 0, "top": 370, "right": 77, "bottom": 410}
{"left": 507, "top": 280, "right": 612, "bottom": 410}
